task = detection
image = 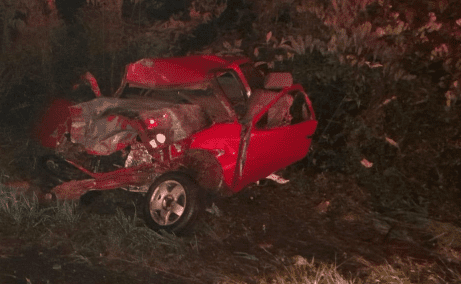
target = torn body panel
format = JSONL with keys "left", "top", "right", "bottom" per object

{"left": 52, "top": 164, "right": 158, "bottom": 200}
{"left": 189, "top": 122, "right": 242, "bottom": 194}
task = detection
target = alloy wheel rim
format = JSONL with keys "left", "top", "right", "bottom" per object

{"left": 149, "top": 180, "right": 186, "bottom": 226}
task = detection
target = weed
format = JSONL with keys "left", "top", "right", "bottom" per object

{"left": 54, "top": 201, "right": 80, "bottom": 225}
{"left": 0, "top": 185, "right": 49, "bottom": 228}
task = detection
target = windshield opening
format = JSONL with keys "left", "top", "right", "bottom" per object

{"left": 119, "top": 85, "right": 234, "bottom": 124}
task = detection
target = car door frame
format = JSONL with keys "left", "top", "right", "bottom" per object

{"left": 232, "top": 85, "right": 317, "bottom": 192}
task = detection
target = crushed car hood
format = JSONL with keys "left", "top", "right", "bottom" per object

{"left": 124, "top": 55, "right": 249, "bottom": 89}
{"left": 69, "top": 97, "right": 210, "bottom": 155}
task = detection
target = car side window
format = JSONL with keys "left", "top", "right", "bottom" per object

{"left": 239, "top": 63, "right": 264, "bottom": 91}
{"left": 216, "top": 71, "right": 247, "bottom": 117}
{"left": 256, "top": 92, "right": 310, "bottom": 129}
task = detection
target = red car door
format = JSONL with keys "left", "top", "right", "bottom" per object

{"left": 234, "top": 92, "right": 317, "bottom": 190}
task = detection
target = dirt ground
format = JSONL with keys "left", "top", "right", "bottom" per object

{"left": 0, "top": 245, "right": 185, "bottom": 284}
{"left": 207, "top": 172, "right": 461, "bottom": 282}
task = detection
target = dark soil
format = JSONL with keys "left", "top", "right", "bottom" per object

{"left": 0, "top": 244, "right": 186, "bottom": 284}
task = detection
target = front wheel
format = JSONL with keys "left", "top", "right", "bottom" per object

{"left": 143, "top": 172, "right": 203, "bottom": 234}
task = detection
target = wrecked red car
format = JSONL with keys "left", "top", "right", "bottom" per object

{"left": 33, "top": 55, "right": 317, "bottom": 233}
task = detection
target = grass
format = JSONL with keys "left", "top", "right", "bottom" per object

{"left": 1, "top": 178, "right": 460, "bottom": 283}
{"left": 259, "top": 259, "right": 354, "bottom": 284}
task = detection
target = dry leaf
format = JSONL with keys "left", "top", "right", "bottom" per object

{"left": 365, "top": 61, "right": 383, "bottom": 68}
{"left": 381, "top": 96, "right": 396, "bottom": 106}
{"left": 266, "top": 31, "right": 272, "bottom": 43}
{"left": 267, "top": 61, "right": 275, "bottom": 69}
{"left": 385, "top": 136, "right": 399, "bottom": 147}
{"left": 189, "top": 7, "right": 200, "bottom": 19}
{"left": 266, "top": 173, "right": 289, "bottom": 184}
{"left": 254, "top": 61, "right": 266, "bottom": 67}
{"left": 223, "top": 41, "right": 232, "bottom": 50}
{"left": 314, "top": 201, "right": 330, "bottom": 213}
{"left": 292, "top": 255, "right": 309, "bottom": 266}
{"left": 361, "top": 158, "right": 373, "bottom": 168}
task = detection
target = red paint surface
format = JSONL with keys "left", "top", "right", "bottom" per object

{"left": 125, "top": 55, "right": 250, "bottom": 88}
{"left": 190, "top": 123, "right": 242, "bottom": 188}
{"left": 236, "top": 120, "right": 317, "bottom": 191}
{"left": 33, "top": 99, "right": 73, "bottom": 148}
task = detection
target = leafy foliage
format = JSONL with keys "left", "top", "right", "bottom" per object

{"left": 240, "top": 0, "right": 461, "bottom": 214}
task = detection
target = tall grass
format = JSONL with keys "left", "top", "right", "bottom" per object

{"left": 0, "top": 185, "right": 49, "bottom": 227}
{"left": 260, "top": 258, "right": 354, "bottom": 284}
{"left": 0, "top": 183, "right": 186, "bottom": 257}
{"left": 1, "top": 182, "right": 460, "bottom": 283}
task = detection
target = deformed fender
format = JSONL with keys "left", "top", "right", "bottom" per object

{"left": 53, "top": 179, "right": 97, "bottom": 200}
{"left": 182, "top": 149, "right": 232, "bottom": 197}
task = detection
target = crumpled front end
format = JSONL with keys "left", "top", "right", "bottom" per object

{"left": 45, "top": 96, "right": 213, "bottom": 200}
{"left": 68, "top": 97, "right": 210, "bottom": 156}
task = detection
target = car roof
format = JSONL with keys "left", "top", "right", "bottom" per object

{"left": 124, "top": 55, "right": 250, "bottom": 88}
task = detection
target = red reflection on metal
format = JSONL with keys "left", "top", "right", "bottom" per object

{"left": 145, "top": 118, "right": 158, "bottom": 128}
{"left": 53, "top": 164, "right": 156, "bottom": 200}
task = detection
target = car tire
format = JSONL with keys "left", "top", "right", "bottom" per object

{"left": 143, "top": 172, "right": 203, "bottom": 234}
{"left": 32, "top": 155, "right": 68, "bottom": 191}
